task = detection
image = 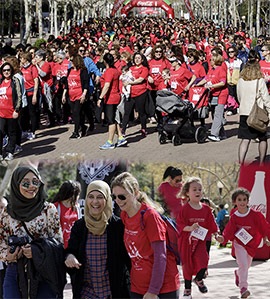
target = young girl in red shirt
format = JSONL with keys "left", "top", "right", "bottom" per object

{"left": 219, "top": 188, "right": 270, "bottom": 298}
{"left": 177, "top": 177, "right": 222, "bottom": 299}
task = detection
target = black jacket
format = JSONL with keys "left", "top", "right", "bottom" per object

{"left": 31, "top": 238, "right": 67, "bottom": 297}
{"left": 65, "top": 215, "right": 131, "bottom": 299}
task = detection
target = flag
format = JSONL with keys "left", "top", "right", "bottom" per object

{"left": 184, "top": 0, "right": 194, "bottom": 19}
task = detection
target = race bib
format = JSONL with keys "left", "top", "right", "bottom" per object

{"left": 235, "top": 228, "right": 253, "bottom": 245}
{"left": 171, "top": 81, "right": 177, "bottom": 89}
{"left": 192, "top": 94, "right": 200, "bottom": 102}
{"left": 0, "top": 87, "right": 7, "bottom": 96}
{"left": 152, "top": 67, "right": 160, "bottom": 74}
{"left": 191, "top": 226, "right": 208, "bottom": 241}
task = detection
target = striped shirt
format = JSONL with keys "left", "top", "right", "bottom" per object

{"left": 80, "top": 231, "right": 111, "bottom": 299}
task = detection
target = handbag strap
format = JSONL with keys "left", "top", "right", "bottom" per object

{"left": 255, "top": 79, "right": 259, "bottom": 102}
{"left": 21, "top": 221, "right": 35, "bottom": 240}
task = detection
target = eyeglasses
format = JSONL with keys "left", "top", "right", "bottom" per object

{"left": 261, "top": 49, "right": 267, "bottom": 52}
{"left": 79, "top": 49, "right": 85, "bottom": 53}
{"left": 20, "top": 178, "right": 41, "bottom": 189}
{"left": 2, "top": 69, "right": 11, "bottom": 72}
{"left": 111, "top": 194, "right": 127, "bottom": 201}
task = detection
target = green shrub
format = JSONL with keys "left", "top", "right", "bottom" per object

{"left": 33, "top": 38, "right": 47, "bottom": 49}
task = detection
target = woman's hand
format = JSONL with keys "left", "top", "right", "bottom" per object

{"left": 65, "top": 254, "right": 82, "bottom": 269}
{"left": 6, "top": 246, "right": 23, "bottom": 263}
{"left": 97, "top": 99, "right": 102, "bottom": 108}
{"left": 80, "top": 94, "right": 86, "bottom": 104}
{"left": 62, "top": 96, "right": 66, "bottom": 104}
{"left": 12, "top": 111, "right": 19, "bottom": 119}
{"left": 123, "top": 81, "right": 129, "bottom": 87}
{"left": 215, "top": 235, "right": 224, "bottom": 243}
{"left": 190, "top": 222, "right": 200, "bottom": 231}
{"left": 22, "top": 244, "right": 32, "bottom": 259}
{"left": 32, "top": 95, "right": 37, "bottom": 105}
{"left": 148, "top": 76, "right": 154, "bottom": 84}
{"left": 143, "top": 292, "right": 158, "bottom": 299}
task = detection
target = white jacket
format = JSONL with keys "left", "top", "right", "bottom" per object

{"left": 237, "top": 78, "right": 270, "bottom": 117}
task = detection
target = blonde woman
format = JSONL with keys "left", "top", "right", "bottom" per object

{"left": 111, "top": 172, "right": 180, "bottom": 299}
{"left": 237, "top": 50, "right": 270, "bottom": 164}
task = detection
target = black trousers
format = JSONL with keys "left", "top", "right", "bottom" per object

{"left": 68, "top": 100, "right": 83, "bottom": 134}
{"left": 0, "top": 117, "right": 17, "bottom": 155}
{"left": 122, "top": 90, "right": 148, "bottom": 131}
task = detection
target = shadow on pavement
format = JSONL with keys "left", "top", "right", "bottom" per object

{"left": 18, "top": 138, "right": 58, "bottom": 157}
{"left": 36, "top": 127, "right": 69, "bottom": 137}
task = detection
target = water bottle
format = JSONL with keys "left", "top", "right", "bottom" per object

{"left": 249, "top": 171, "right": 267, "bottom": 248}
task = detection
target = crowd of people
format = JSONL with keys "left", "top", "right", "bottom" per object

{"left": 0, "top": 16, "right": 270, "bottom": 160}
{"left": 0, "top": 165, "right": 270, "bottom": 299}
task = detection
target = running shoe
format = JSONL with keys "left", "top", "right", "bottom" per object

{"left": 116, "top": 138, "right": 127, "bottom": 147}
{"left": 99, "top": 141, "right": 115, "bottom": 150}
{"left": 194, "top": 278, "right": 208, "bottom": 293}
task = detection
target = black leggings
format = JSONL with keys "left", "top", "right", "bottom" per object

{"left": 68, "top": 100, "right": 83, "bottom": 134}
{"left": 184, "top": 268, "right": 207, "bottom": 289}
{"left": 122, "top": 90, "right": 148, "bottom": 131}
{"left": 27, "top": 94, "right": 39, "bottom": 133}
{"left": 0, "top": 117, "right": 17, "bottom": 155}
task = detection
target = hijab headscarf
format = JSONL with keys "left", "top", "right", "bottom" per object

{"left": 84, "top": 180, "right": 113, "bottom": 235}
{"left": 7, "top": 166, "right": 47, "bottom": 222}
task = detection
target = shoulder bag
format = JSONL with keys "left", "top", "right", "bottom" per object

{"left": 246, "top": 79, "right": 269, "bottom": 133}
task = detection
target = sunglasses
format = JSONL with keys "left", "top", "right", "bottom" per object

{"left": 79, "top": 49, "right": 85, "bottom": 52}
{"left": 111, "top": 194, "right": 127, "bottom": 201}
{"left": 261, "top": 49, "right": 267, "bottom": 52}
{"left": 228, "top": 51, "right": 235, "bottom": 53}
{"left": 21, "top": 178, "right": 41, "bottom": 189}
{"left": 155, "top": 50, "right": 162, "bottom": 53}
{"left": 3, "top": 69, "right": 11, "bottom": 72}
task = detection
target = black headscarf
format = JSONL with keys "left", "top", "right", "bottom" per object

{"left": 6, "top": 166, "right": 47, "bottom": 222}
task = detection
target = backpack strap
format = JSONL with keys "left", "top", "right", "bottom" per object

{"left": 140, "top": 208, "right": 149, "bottom": 231}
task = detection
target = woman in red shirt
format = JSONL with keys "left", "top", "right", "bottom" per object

{"left": 197, "top": 54, "right": 228, "bottom": 142}
{"left": 62, "top": 54, "right": 89, "bottom": 139}
{"left": 148, "top": 45, "right": 171, "bottom": 123}
{"left": 187, "top": 49, "right": 206, "bottom": 82}
{"left": 98, "top": 53, "right": 126, "bottom": 150}
{"left": 122, "top": 52, "right": 149, "bottom": 136}
{"left": 34, "top": 50, "right": 55, "bottom": 127}
{"left": 21, "top": 52, "right": 39, "bottom": 140}
{"left": 0, "top": 62, "right": 22, "bottom": 161}
{"left": 111, "top": 172, "right": 180, "bottom": 299}
{"left": 52, "top": 180, "right": 81, "bottom": 248}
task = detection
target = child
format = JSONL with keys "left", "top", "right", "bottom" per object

{"left": 158, "top": 68, "right": 171, "bottom": 90}
{"left": 119, "top": 65, "right": 134, "bottom": 99}
{"left": 51, "top": 180, "right": 81, "bottom": 248}
{"left": 177, "top": 177, "right": 222, "bottom": 298}
{"left": 218, "top": 188, "right": 270, "bottom": 298}
{"left": 0, "top": 197, "right": 7, "bottom": 299}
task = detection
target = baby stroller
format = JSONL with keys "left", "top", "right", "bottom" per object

{"left": 156, "top": 89, "right": 210, "bottom": 146}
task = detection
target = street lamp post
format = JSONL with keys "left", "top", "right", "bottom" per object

{"left": 217, "top": 181, "right": 224, "bottom": 197}
{"left": 1, "top": 0, "right": 4, "bottom": 41}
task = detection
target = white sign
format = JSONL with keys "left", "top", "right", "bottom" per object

{"left": 235, "top": 227, "right": 253, "bottom": 245}
{"left": 191, "top": 226, "right": 208, "bottom": 241}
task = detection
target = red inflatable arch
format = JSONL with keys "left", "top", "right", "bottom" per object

{"left": 121, "top": 0, "right": 174, "bottom": 18}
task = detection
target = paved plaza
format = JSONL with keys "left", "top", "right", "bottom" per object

{"left": 63, "top": 244, "right": 270, "bottom": 299}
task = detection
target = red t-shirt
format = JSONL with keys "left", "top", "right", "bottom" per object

{"left": 170, "top": 66, "right": 193, "bottom": 96}
{"left": 114, "top": 59, "right": 126, "bottom": 74}
{"left": 100, "top": 67, "right": 121, "bottom": 104}
{"left": 158, "top": 182, "right": 182, "bottom": 219}
{"left": 130, "top": 65, "right": 149, "bottom": 98}
{"left": 120, "top": 46, "right": 133, "bottom": 55}
{"left": 189, "top": 62, "right": 206, "bottom": 79}
{"left": 54, "top": 202, "right": 78, "bottom": 249}
{"left": 223, "top": 209, "right": 270, "bottom": 257}
{"left": 21, "top": 64, "right": 38, "bottom": 95}
{"left": 67, "top": 69, "right": 83, "bottom": 102}
{"left": 206, "top": 66, "right": 228, "bottom": 104}
{"left": 148, "top": 59, "right": 171, "bottom": 91}
{"left": 259, "top": 60, "right": 270, "bottom": 93}
{"left": 121, "top": 203, "right": 180, "bottom": 295}
{"left": 0, "top": 79, "right": 14, "bottom": 118}
{"left": 39, "top": 61, "right": 53, "bottom": 88}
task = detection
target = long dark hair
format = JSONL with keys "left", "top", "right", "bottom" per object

{"left": 132, "top": 52, "right": 149, "bottom": 69}
{"left": 103, "top": 53, "right": 115, "bottom": 68}
{"left": 163, "top": 166, "right": 183, "bottom": 180}
{"left": 52, "top": 180, "right": 81, "bottom": 209}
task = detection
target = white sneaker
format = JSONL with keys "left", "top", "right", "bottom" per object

{"left": 208, "top": 135, "right": 220, "bottom": 142}
{"left": 27, "top": 132, "right": 36, "bottom": 140}
{"left": 227, "top": 111, "right": 233, "bottom": 116}
{"left": 21, "top": 131, "right": 28, "bottom": 139}
{"left": 0, "top": 155, "right": 3, "bottom": 161}
{"left": 4, "top": 152, "right": 14, "bottom": 161}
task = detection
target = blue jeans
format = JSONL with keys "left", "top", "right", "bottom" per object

{"left": 3, "top": 263, "right": 57, "bottom": 298}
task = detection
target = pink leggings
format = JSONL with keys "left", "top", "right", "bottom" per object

{"left": 234, "top": 240, "right": 253, "bottom": 289}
